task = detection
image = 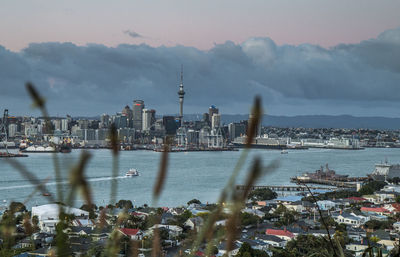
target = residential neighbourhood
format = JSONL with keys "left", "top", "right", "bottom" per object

{"left": 1, "top": 180, "right": 400, "bottom": 257}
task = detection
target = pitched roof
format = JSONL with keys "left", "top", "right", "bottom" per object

{"left": 360, "top": 207, "right": 389, "bottom": 213}
{"left": 118, "top": 228, "right": 140, "bottom": 236}
{"left": 346, "top": 197, "right": 367, "bottom": 201}
{"left": 266, "top": 229, "right": 294, "bottom": 238}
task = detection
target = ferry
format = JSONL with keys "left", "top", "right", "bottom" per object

{"left": 125, "top": 168, "right": 139, "bottom": 177}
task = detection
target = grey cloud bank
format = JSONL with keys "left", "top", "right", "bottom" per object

{"left": 0, "top": 28, "right": 400, "bottom": 117}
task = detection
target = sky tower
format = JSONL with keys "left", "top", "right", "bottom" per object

{"left": 178, "top": 65, "right": 185, "bottom": 126}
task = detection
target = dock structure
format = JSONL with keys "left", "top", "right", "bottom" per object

{"left": 290, "top": 178, "right": 360, "bottom": 188}
{"left": 236, "top": 185, "right": 336, "bottom": 192}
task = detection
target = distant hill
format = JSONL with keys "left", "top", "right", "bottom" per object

{"left": 183, "top": 114, "right": 400, "bottom": 130}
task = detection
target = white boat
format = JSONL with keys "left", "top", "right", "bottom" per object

{"left": 125, "top": 168, "right": 139, "bottom": 177}
{"left": 281, "top": 150, "right": 288, "bottom": 154}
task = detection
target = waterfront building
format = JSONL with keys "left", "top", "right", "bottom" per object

{"left": 142, "top": 109, "right": 156, "bottom": 131}
{"left": 118, "top": 128, "right": 135, "bottom": 143}
{"left": 61, "top": 119, "right": 69, "bottom": 132}
{"left": 133, "top": 100, "right": 144, "bottom": 130}
{"left": 53, "top": 119, "right": 61, "bottom": 131}
{"left": 228, "top": 122, "right": 246, "bottom": 142}
{"left": 8, "top": 123, "right": 18, "bottom": 138}
{"left": 100, "top": 114, "right": 110, "bottom": 128}
{"left": 122, "top": 105, "right": 133, "bottom": 128}
{"left": 78, "top": 119, "right": 89, "bottom": 130}
{"left": 163, "top": 116, "right": 178, "bottom": 135}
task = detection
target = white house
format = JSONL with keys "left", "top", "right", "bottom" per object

{"left": 32, "top": 204, "right": 89, "bottom": 233}
{"left": 316, "top": 200, "right": 336, "bottom": 211}
{"left": 333, "top": 212, "right": 368, "bottom": 228}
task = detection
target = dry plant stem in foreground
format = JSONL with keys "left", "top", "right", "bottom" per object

{"left": 110, "top": 124, "right": 119, "bottom": 206}
{"left": 191, "top": 96, "right": 266, "bottom": 255}
{"left": 26, "top": 82, "right": 63, "bottom": 203}
{"left": 153, "top": 135, "right": 172, "bottom": 204}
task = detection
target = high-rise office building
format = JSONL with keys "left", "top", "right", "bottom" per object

{"left": 61, "top": 119, "right": 69, "bottom": 132}
{"left": 133, "top": 100, "right": 144, "bottom": 130}
{"left": 142, "top": 109, "right": 154, "bottom": 131}
{"left": 100, "top": 114, "right": 110, "bottom": 128}
{"left": 211, "top": 114, "right": 221, "bottom": 129}
{"left": 122, "top": 105, "right": 133, "bottom": 127}
{"left": 208, "top": 105, "right": 219, "bottom": 123}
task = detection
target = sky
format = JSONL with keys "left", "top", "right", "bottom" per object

{"left": 0, "top": 0, "right": 400, "bottom": 117}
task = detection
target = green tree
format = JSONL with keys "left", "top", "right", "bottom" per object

{"left": 240, "top": 212, "right": 260, "bottom": 227}
{"left": 187, "top": 199, "right": 202, "bottom": 205}
{"left": 359, "top": 181, "right": 387, "bottom": 195}
{"left": 248, "top": 188, "right": 277, "bottom": 201}
{"left": 9, "top": 202, "right": 26, "bottom": 213}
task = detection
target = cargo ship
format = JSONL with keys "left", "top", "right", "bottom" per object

{"left": 368, "top": 160, "right": 400, "bottom": 181}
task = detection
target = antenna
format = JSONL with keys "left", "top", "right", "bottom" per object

{"left": 180, "top": 64, "right": 183, "bottom": 84}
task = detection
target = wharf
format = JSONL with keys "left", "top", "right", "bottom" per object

{"left": 290, "top": 177, "right": 364, "bottom": 188}
{"left": 0, "top": 152, "right": 28, "bottom": 158}
{"left": 154, "top": 147, "right": 238, "bottom": 152}
{"left": 236, "top": 185, "right": 335, "bottom": 192}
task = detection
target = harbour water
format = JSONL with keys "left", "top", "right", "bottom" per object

{"left": 0, "top": 148, "right": 399, "bottom": 208}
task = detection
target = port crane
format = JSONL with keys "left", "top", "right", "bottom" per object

{"left": 0, "top": 109, "right": 9, "bottom": 153}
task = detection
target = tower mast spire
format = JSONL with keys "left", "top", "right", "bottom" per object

{"left": 178, "top": 65, "right": 185, "bottom": 126}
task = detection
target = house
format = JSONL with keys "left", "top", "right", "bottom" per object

{"left": 236, "top": 238, "right": 269, "bottom": 252}
{"left": 393, "top": 221, "right": 400, "bottom": 232}
{"left": 242, "top": 208, "right": 265, "bottom": 218}
{"left": 217, "top": 241, "right": 240, "bottom": 257}
{"left": 316, "top": 200, "right": 336, "bottom": 211}
{"left": 146, "top": 224, "right": 183, "bottom": 238}
{"left": 346, "top": 240, "right": 383, "bottom": 257}
{"left": 360, "top": 207, "right": 390, "bottom": 216}
{"left": 333, "top": 212, "right": 368, "bottom": 227}
{"left": 161, "top": 212, "right": 174, "bottom": 225}
{"left": 71, "top": 219, "right": 95, "bottom": 227}
{"left": 374, "top": 191, "right": 399, "bottom": 203}
{"left": 283, "top": 201, "right": 305, "bottom": 212}
{"left": 265, "top": 228, "right": 295, "bottom": 241}
{"left": 347, "top": 227, "right": 366, "bottom": 241}
{"left": 67, "top": 226, "right": 111, "bottom": 241}
{"left": 256, "top": 234, "right": 286, "bottom": 248}
{"left": 31, "top": 204, "right": 89, "bottom": 234}
{"left": 117, "top": 228, "right": 143, "bottom": 240}
{"left": 346, "top": 197, "right": 367, "bottom": 204}
{"left": 184, "top": 217, "right": 204, "bottom": 232}
{"left": 362, "top": 195, "right": 380, "bottom": 204}
{"left": 384, "top": 203, "right": 400, "bottom": 214}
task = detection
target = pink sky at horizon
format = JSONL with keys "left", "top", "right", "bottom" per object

{"left": 1, "top": 0, "right": 400, "bottom": 51}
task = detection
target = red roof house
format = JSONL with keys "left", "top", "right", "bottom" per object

{"left": 266, "top": 228, "right": 295, "bottom": 240}
{"left": 118, "top": 228, "right": 143, "bottom": 240}
{"left": 360, "top": 207, "right": 389, "bottom": 215}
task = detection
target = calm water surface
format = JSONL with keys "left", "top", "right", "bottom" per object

{"left": 0, "top": 148, "right": 399, "bottom": 208}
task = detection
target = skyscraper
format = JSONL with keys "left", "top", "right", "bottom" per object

{"left": 208, "top": 105, "right": 219, "bottom": 123}
{"left": 122, "top": 105, "right": 133, "bottom": 127}
{"left": 211, "top": 114, "right": 221, "bottom": 129}
{"left": 178, "top": 66, "right": 185, "bottom": 126}
{"left": 132, "top": 100, "right": 144, "bottom": 130}
{"left": 142, "top": 109, "right": 153, "bottom": 131}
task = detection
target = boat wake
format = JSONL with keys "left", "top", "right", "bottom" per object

{"left": 0, "top": 176, "right": 128, "bottom": 191}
